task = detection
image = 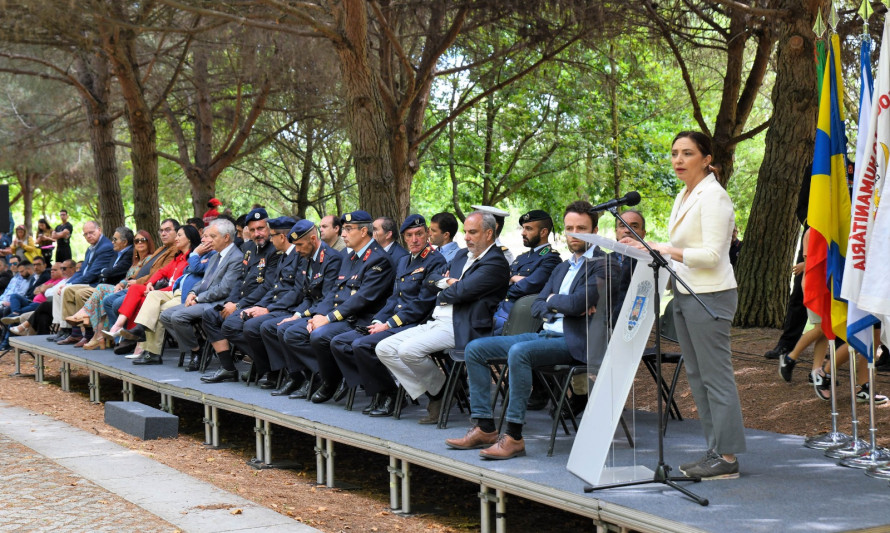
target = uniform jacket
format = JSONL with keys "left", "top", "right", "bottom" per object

{"left": 228, "top": 240, "right": 280, "bottom": 307}
{"left": 374, "top": 244, "right": 446, "bottom": 330}
{"left": 293, "top": 243, "right": 343, "bottom": 316}
{"left": 317, "top": 240, "right": 395, "bottom": 323}
{"left": 255, "top": 248, "right": 304, "bottom": 310}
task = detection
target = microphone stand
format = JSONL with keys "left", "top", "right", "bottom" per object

{"left": 584, "top": 207, "right": 717, "bottom": 506}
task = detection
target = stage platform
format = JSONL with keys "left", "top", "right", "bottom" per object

{"left": 7, "top": 336, "right": 890, "bottom": 533}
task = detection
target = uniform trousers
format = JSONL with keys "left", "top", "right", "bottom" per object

{"left": 160, "top": 301, "right": 214, "bottom": 353}
{"left": 283, "top": 320, "right": 356, "bottom": 384}
{"left": 238, "top": 311, "right": 291, "bottom": 376}
{"left": 259, "top": 317, "right": 310, "bottom": 375}
{"left": 672, "top": 289, "right": 746, "bottom": 455}
{"left": 134, "top": 290, "right": 180, "bottom": 354}
{"left": 331, "top": 328, "right": 406, "bottom": 394}
{"left": 375, "top": 318, "right": 453, "bottom": 400}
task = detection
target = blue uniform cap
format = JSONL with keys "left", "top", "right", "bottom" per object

{"left": 341, "top": 210, "right": 373, "bottom": 225}
{"left": 246, "top": 207, "right": 269, "bottom": 222}
{"left": 399, "top": 214, "right": 426, "bottom": 234}
{"left": 288, "top": 219, "right": 317, "bottom": 242}
{"left": 269, "top": 216, "right": 298, "bottom": 231}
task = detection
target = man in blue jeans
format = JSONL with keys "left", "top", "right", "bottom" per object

{"left": 445, "top": 200, "right": 618, "bottom": 460}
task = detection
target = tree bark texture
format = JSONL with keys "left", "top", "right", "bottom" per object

{"left": 75, "top": 52, "right": 125, "bottom": 233}
{"left": 735, "top": 0, "right": 821, "bottom": 327}
{"left": 100, "top": 18, "right": 160, "bottom": 235}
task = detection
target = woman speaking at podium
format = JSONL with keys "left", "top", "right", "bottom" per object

{"left": 622, "top": 131, "right": 745, "bottom": 480}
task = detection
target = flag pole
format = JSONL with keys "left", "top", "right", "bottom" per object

{"left": 804, "top": 340, "right": 852, "bottom": 449}
{"left": 841, "top": 340, "right": 890, "bottom": 468}
{"left": 825, "top": 345, "right": 868, "bottom": 458}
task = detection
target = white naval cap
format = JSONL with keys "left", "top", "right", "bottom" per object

{"left": 471, "top": 205, "right": 509, "bottom": 217}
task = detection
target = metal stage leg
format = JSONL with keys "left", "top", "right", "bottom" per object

{"left": 159, "top": 394, "right": 174, "bottom": 414}
{"left": 35, "top": 353, "right": 44, "bottom": 383}
{"left": 315, "top": 437, "right": 327, "bottom": 485}
{"left": 88, "top": 370, "right": 100, "bottom": 403}
{"left": 13, "top": 347, "right": 22, "bottom": 376}
{"left": 263, "top": 420, "right": 272, "bottom": 465}
{"left": 202, "top": 405, "right": 221, "bottom": 448}
{"left": 388, "top": 457, "right": 412, "bottom": 514}
{"left": 254, "top": 418, "right": 265, "bottom": 464}
{"left": 61, "top": 363, "right": 70, "bottom": 392}
{"left": 326, "top": 439, "right": 335, "bottom": 487}
{"left": 479, "top": 486, "right": 506, "bottom": 533}
{"left": 121, "top": 381, "right": 134, "bottom": 402}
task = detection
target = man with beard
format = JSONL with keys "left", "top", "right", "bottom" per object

{"left": 491, "top": 210, "right": 561, "bottom": 335}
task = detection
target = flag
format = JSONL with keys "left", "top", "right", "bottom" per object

{"left": 804, "top": 34, "right": 850, "bottom": 341}
{"left": 842, "top": 31, "right": 880, "bottom": 361}
{"left": 858, "top": 18, "right": 890, "bottom": 336}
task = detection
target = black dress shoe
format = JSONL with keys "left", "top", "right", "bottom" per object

{"left": 526, "top": 392, "right": 549, "bottom": 411}
{"left": 119, "top": 324, "right": 146, "bottom": 342}
{"left": 332, "top": 379, "right": 349, "bottom": 402}
{"left": 132, "top": 352, "right": 163, "bottom": 365}
{"left": 288, "top": 379, "right": 312, "bottom": 399}
{"left": 272, "top": 377, "right": 303, "bottom": 396}
{"left": 362, "top": 393, "right": 382, "bottom": 415}
{"left": 200, "top": 368, "right": 239, "bottom": 383}
{"left": 185, "top": 354, "right": 199, "bottom": 372}
{"left": 258, "top": 370, "right": 281, "bottom": 389}
{"left": 369, "top": 393, "right": 399, "bottom": 417}
{"left": 114, "top": 340, "right": 137, "bottom": 355}
{"left": 311, "top": 381, "right": 338, "bottom": 404}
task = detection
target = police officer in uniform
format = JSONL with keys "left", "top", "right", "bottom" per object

{"left": 280, "top": 210, "right": 395, "bottom": 404}
{"left": 214, "top": 216, "right": 302, "bottom": 382}
{"left": 260, "top": 220, "right": 343, "bottom": 397}
{"left": 199, "top": 208, "right": 280, "bottom": 371}
{"left": 491, "top": 210, "right": 561, "bottom": 335}
{"left": 472, "top": 205, "right": 515, "bottom": 264}
{"left": 330, "top": 214, "right": 446, "bottom": 416}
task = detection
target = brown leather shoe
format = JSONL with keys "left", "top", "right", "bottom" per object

{"left": 479, "top": 434, "right": 526, "bottom": 460}
{"left": 445, "top": 426, "right": 499, "bottom": 450}
{"left": 57, "top": 335, "right": 83, "bottom": 346}
{"left": 73, "top": 337, "right": 89, "bottom": 348}
{"left": 418, "top": 398, "right": 442, "bottom": 425}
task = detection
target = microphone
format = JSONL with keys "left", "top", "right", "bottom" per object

{"left": 588, "top": 191, "right": 641, "bottom": 212}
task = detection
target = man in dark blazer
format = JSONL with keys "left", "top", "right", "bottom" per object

{"left": 376, "top": 211, "right": 510, "bottom": 424}
{"left": 613, "top": 209, "right": 647, "bottom": 325}
{"left": 446, "top": 200, "right": 619, "bottom": 460}
{"left": 148, "top": 219, "right": 244, "bottom": 370}
{"left": 373, "top": 216, "right": 409, "bottom": 266}
{"left": 53, "top": 220, "right": 116, "bottom": 344}
{"left": 282, "top": 210, "right": 396, "bottom": 404}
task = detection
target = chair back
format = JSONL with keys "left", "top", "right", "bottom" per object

{"left": 501, "top": 294, "right": 542, "bottom": 336}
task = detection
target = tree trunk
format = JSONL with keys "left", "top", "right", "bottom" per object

{"left": 297, "top": 127, "right": 316, "bottom": 219}
{"left": 335, "top": 0, "right": 399, "bottom": 220}
{"left": 735, "top": 1, "right": 820, "bottom": 327}
{"left": 101, "top": 20, "right": 160, "bottom": 234}
{"left": 75, "top": 52, "right": 125, "bottom": 233}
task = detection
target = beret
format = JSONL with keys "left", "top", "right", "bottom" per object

{"left": 518, "top": 210, "right": 551, "bottom": 226}
{"left": 269, "top": 216, "right": 298, "bottom": 231}
{"left": 399, "top": 214, "right": 426, "bottom": 234}
{"left": 288, "top": 219, "right": 317, "bottom": 242}
{"left": 341, "top": 210, "right": 373, "bottom": 224}
{"left": 246, "top": 207, "right": 269, "bottom": 222}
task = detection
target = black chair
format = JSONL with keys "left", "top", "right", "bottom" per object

{"left": 438, "top": 294, "right": 543, "bottom": 429}
{"left": 640, "top": 299, "right": 684, "bottom": 433}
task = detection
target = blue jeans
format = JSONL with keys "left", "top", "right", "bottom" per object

{"left": 465, "top": 331, "right": 573, "bottom": 425}
{"left": 7, "top": 294, "right": 38, "bottom": 315}
{"left": 103, "top": 291, "right": 126, "bottom": 327}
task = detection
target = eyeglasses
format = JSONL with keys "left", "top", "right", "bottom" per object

{"left": 111, "top": 237, "right": 123, "bottom": 243}
{"left": 342, "top": 225, "right": 360, "bottom": 233}
{"left": 82, "top": 230, "right": 97, "bottom": 238}
{"left": 134, "top": 238, "right": 148, "bottom": 243}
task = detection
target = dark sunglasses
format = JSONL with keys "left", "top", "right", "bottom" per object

{"left": 134, "top": 238, "right": 148, "bottom": 243}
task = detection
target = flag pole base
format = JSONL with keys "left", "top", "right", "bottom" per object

{"left": 825, "top": 438, "right": 871, "bottom": 459}
{"left": 804, "top": 432, "right": 852, "bottom": 450}
{"left": 839, "top": 447, "right": 890, "bottom": 469}
{"left": 864, "top": 464, "right": 890, "bottom": 480}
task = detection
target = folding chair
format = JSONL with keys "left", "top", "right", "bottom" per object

{"left": 640, "top": 299, "right": 685, "bottom": 433}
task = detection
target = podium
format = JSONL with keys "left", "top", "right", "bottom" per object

{"left": 565, "top": 233, "right": 671, "bottom": 486}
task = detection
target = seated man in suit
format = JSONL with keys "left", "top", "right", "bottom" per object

{"left": 376, "top": 211, "right": 510, "bottom": 424}
{"left": 148, "top": 219, "right": 244, "bottom": 370}
{"left": 329, "top": 214, "right": 446, "bottom": 417}
{"left": 281, "top": 210, "right": 396, "bottom": 404}
{"left": 373, "top": 216, "right": 408, "bottom": 265}
{"left": 210, "top": 216, "right": 302, "bottom": 377}
{"left": 445, "top": 200, "right": 618, "bottom": 460}
{"left": 613, "top": 209, "right": 647, "bottom": 324}
{"left": 259, "top": 221, "right": 343, "bottom": 398}
{"left": 53, "top": 221, "right": 116, "bottom": 344}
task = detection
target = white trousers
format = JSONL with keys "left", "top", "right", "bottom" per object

{"left": 375, "top": 318, "right": 454, "bottom": 399}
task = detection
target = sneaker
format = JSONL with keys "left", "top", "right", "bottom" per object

{"left": 779, "top": 354, "right": 796, "bottom": 382}
{"left": 680, "top": 450, "right": 719, "bottom": 472}
{"left": 813, "top": 371, "right": 831, "bottom": 401}
{"left": 680, "top": 454, "right": 739, "bottom": 480}
{"left": 856, "top": 383, "right": 889, "bottom": 405}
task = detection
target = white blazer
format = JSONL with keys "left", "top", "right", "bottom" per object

{"left": 668, "top": 173, "right": 737, "bottom": 294}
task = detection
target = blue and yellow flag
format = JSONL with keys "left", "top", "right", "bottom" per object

{"left": 804, "top": 34, "right": 850, "bottom": 341}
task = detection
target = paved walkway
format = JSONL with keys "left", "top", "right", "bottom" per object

{"left": 0, "top": 401, "right": 319, "bottom": 533}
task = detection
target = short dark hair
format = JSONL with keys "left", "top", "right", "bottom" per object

{"left": 377, "top": 217, "right": 397, "bottom": 236}
{"left": 326, "top": 215, "right": 342, "bottom": 232}
{"left": 186, "top": 217, "right": 205, "bottom": 230}
{"left": 564, "top": 200, "right": 598, "bottom": 228}
{"left": 59, "top": 209, "right": 68, "bottom": 215}
{"left": 160, "top": 218, "right": 180, "bottom": 231}
{"left": 431, "top": 212, "right": 458, "bottom": 240}
{"left": 32, "top": 256, "right": 45, "bottom": 265}
{"left": 620, "top": 209, "right": 646, "bottom": 232}
{"left": 18, "top": 259, "right": 32, "bottom": 267}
